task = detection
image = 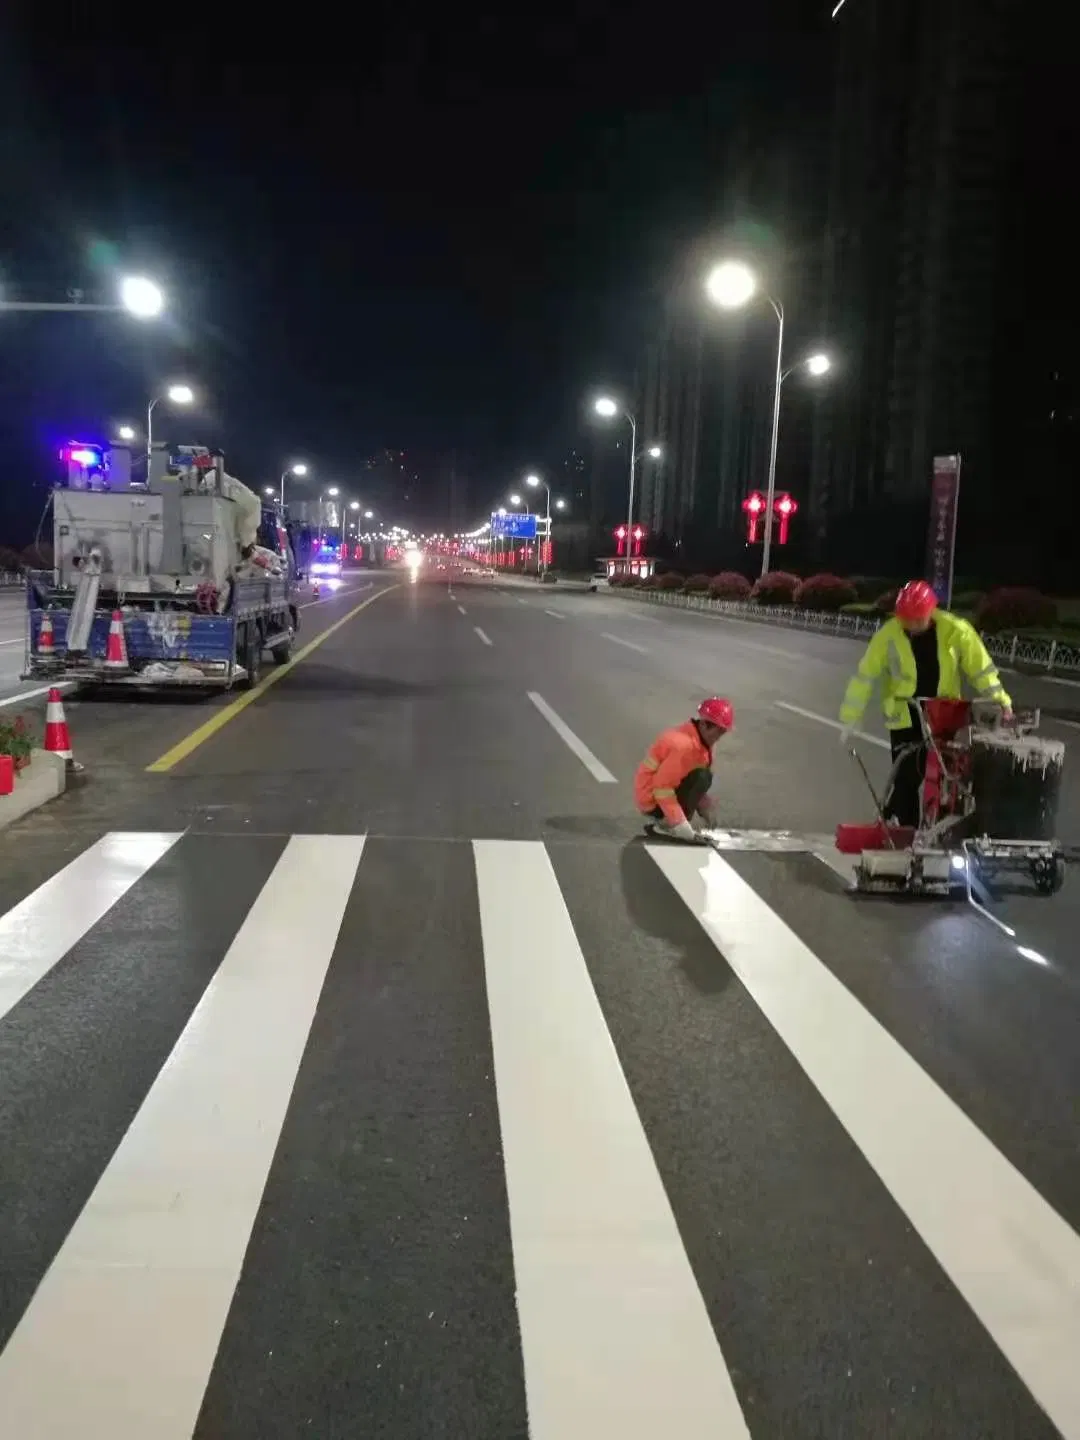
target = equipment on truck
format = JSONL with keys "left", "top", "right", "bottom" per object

{"left": 24, "top": 442, "right": 300, "bottom": 691}
{"left": 835, "top": 699, "right": 1068, "bottom": 934}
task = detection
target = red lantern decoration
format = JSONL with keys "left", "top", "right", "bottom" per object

{"left": 773, "top": 492, "right": 798, "bottom": 545}
{"left": 631, "top": 525, "right": 646, "bottom": 556}
{"left": 614, "top": 524, "right": 627, "bottom": 556}
{"left": 742, "top": 491, "right": 767, "bottom": 544}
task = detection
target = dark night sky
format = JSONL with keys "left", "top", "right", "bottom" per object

{"left": 0, "top": 3, "right": 826, "bottom": 538}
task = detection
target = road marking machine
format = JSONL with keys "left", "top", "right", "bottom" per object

{"left": 835, "top": 699, "right": 1068, "bottom": 934}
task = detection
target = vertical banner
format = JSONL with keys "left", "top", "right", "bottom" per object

{"left": 926, "top": 453, "right": 961, "bottom": 607}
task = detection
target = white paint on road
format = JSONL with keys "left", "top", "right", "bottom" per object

{"left": 0, "top": 835, "right": 364, "bottom": 1440}
{"left": 652, "top": 845, "right": 1080, "bottom": 1440}
{"left": 474, "top": 626, "right": 493, "bottom": 647}
{"left": 775, "top": 700, "right": 890, "bottom": 750}
{"left": 515, "top": 596, "right": 528, "bottom": 606}
{"left": 457, "top": 604, "right": 467, "bottom": 616}
{"left": 0, "top": 637, "right": 22, "bottom": 647}
{"left": 474, "top": 839, "right": 750, "bottom": 1439}
{"left": 601, "top": 632, "right": 649, "bottom": 655}
{"left": 0, "top": 832, "right": 182, "bottom": 1026}
{"left": 0, "top": 681, "right": 78, "bottom": 712}
{"left": 544, "top": 608, "right": 565, "bottom": 620}
{"left": 527, "top": 691, "right": 617, "bottom": 784}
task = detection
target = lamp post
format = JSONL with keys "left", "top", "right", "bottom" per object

{"left": 146, "top": 383, "right": 194, "bottom": 477}
{"left": 525, "top": 473, "right": 567, "bottom": 578}
{"left": 705, "top": 259, "right": 832, "bottom": 575}
{"left": 593, "top": 397, "right": 662, "bottom": 574}
{"left": 280, "top": 460, "right": 309, "bottom": 507}
{"left": 319, "top": 486, "right": 339, "bottom": 546}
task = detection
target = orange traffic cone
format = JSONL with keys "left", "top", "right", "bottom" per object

{"left": 104, "top": 609, "right": 129, "bottom": 670}
{"left": 44, "top": 687, "right": 74, "bottom": 764}
{"left": 37, "top": 612, "right": 55, "bottom": 658}
{"left": 312, "top": 581, "right": 320, "bottom": 599}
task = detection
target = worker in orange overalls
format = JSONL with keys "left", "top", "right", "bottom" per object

{"left": 634, "top": 697, "right": 734, "bottom": 842}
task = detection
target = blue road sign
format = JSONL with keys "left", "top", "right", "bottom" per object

{"left": 491, "top": 513, "right": 537, "bottom": 540}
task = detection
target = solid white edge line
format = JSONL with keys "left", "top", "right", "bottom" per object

{"left": 473, "top": 840, "right": 750, "bottom": 1438}
{"left": 526, "top": 691, "right": 617, "bottom": 784}
{"left": 775, "top": 699, "right": 890, "bottom": 750}
{"left": 0, "top": 681, "right": 78, "bottom": 712}
{"left": 474, "top": 626, "right": 493, "bottom": 646}
{"left": 0, "top": 834, "right": 366, "bottom": 1440}
{"left": 600, "top": 631, "right": 649, "bottom": 654}
{"left": 648, "top": 846, "right": 1080, "bottom": 1439}
{"left": 0, "top": 831, "right": 183, "bottom": 1023}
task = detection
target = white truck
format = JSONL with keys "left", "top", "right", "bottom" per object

{"left": 24, "top": 441, "right": 300, "bottom": 690}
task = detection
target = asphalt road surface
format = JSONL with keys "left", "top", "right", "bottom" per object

{"left": 1, "top": 565, "right": 1079, "bottom": 1439}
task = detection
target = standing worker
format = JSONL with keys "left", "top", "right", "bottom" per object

{"left": 838, "top": 580, "right": 1011, "bottom": 826}
{"left": 634, "top": 697, "right": 734, "bottom": 841}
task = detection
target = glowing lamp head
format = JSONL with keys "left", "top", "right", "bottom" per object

{"left": 116, "top": 425, "right": 136, "bottom": 442}
{"left": 805, "top": 353, "right": 831, "bottom": 377}
{"left": 743, "top": 493, "right": 765, "bottom": 514}
{"left": 615, "top": 526, "right": 627, "bottom": 539}
{"left": 647, "top": 445, "right": 662, "bottom": 459}
{"left": 776, "top": 496, "right": 796, "bottom": 516}
{"left": 594, "top": 397, "right": 619, "bottom": 418}
{"left": 526, "top": 474, "right": 541, "bottom": 488}
{"left": 119, "top": 275, "right": 165, "bottom": 319}
{"left": 705, "top": 260, "right": 757, "bottom": 310}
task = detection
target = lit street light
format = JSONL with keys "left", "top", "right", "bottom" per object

{"left": 0, "top": 273, "right": 167, "bottom": 318}
{"left": 280, "top": 460, "right": 309, "bottom": 506}
{"left": 592, "top": 395, "right": 663, "bottom": 572}
{"left": 146, "top": 383, "right": 195, "bottom": 474}
{"left": 116, "top": 425, "right": 136, "bottom": 442}
{"left": 119, "top": 276, "right": 165, "bottom": 319}
{"left": 264, "top": 486, "right": 276, "bottom": 497}
{"left": 705, "top": 259, "right": 834, "bottom": 575}
{"left": 525, "top": 473, "right": 566, "bottom": 579}
{"left": 364, "top": 509, "right": 374, "bottom": 519}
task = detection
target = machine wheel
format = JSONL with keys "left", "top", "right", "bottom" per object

{"left": 271, "top": 626, "right": 294, "bottom": 665}
{"left": 1032, "top": 855, "right": 1066, "bottom": 896}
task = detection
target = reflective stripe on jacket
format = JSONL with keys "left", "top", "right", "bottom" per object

{"left": 633, "top": 720, "right": 712, "bottom": 826}
{"left": 839, "top": 610, "right": 1011, "bottom": 731}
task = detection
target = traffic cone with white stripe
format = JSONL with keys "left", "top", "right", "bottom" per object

{"left": 44, "top": 687, "right": 76, "bottom": 768}
{"left": 104, "top": 609, "right": 129, "bottom": 670}
{"left": 37, "top": 611, "right": 55, "bottom": 659}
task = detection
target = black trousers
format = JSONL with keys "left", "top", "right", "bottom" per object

{"left": 649, "top": 767, "right": 713, "bottom": 823}
{"left": 887, "top": 728, "right": 925, "bottom": 828}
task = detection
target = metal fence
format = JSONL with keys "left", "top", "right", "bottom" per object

{"left": 610, "top": 588, "right": 1080, "bottom": 676}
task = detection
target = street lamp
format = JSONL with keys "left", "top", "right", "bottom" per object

{"left": 0, "top": 273, "right": 167, "bottom": 317}
{"left": 592, "top": 394, "right": 662, "bottom": 571}
{"left": 146, "top": 383, "right": 194, "bottom": 475}
{"left": 705, "top": 260, "right": 834, "bottom": 575}
{"left": 280, "top": 460, "right": 309, "bottom": 506}
{"left": 526, "top": 472, "right": 565, "bottom": 578}
{"left": 116, "top": 425, "right": 136, "bottom": 442}
{"left": 118, "top": 276, "right": 165, "bottom": 319}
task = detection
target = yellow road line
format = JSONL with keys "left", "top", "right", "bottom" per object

{"left": 146, "top": 584, "right": 400, "bottom": 773}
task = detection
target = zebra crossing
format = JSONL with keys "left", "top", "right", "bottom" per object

{"left": 0, "top": 829, "right": 1078, "bottom": 1438}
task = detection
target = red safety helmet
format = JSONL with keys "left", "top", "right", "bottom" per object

{"left": 697, "top": 697, "right": 734, "bottom": 731}
{"left": 895, "top": 579, "right": 938, "bottom": 623}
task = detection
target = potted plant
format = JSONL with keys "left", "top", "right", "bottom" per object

{"left": 0, "top": 714, "right": 33, "bottom": 774}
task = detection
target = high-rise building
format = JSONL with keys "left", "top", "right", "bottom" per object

{"left": 810, "top": 0, "right": 1020, "bottom": 570}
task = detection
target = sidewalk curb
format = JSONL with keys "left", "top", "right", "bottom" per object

{"left": 0, "top": 749, "right": 67, "bottom": 830}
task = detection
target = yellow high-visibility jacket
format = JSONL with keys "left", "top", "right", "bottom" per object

{"left": 839, "top": 610, "right": 1011, "bottom": 731}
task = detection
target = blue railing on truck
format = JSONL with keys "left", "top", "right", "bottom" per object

{"left": 28, "top": 607, "right": 237, "bottom": 665}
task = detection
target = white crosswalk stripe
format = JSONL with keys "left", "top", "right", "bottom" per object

{"left": 0, "top": 831, "right": 1076, "bottom": 1439}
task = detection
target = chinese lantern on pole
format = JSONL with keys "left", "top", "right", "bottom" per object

{"left": 742, "top": 491, "right": 766, "bottom": 544}
{"left": 631, "top": 525, "right": 646, "bottom": 556}
{"left": 614, "top": 525, "right": 627, "bottom": 557}
{"left": 773, "top": 492, "right": 798, "bottom": 545}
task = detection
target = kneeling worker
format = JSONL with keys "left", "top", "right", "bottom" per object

{"left": 839, "top": 579, "right": 1011, "bottom": 826}
{"left": 634, "top": 697, "right": 734, "bottom": 842}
